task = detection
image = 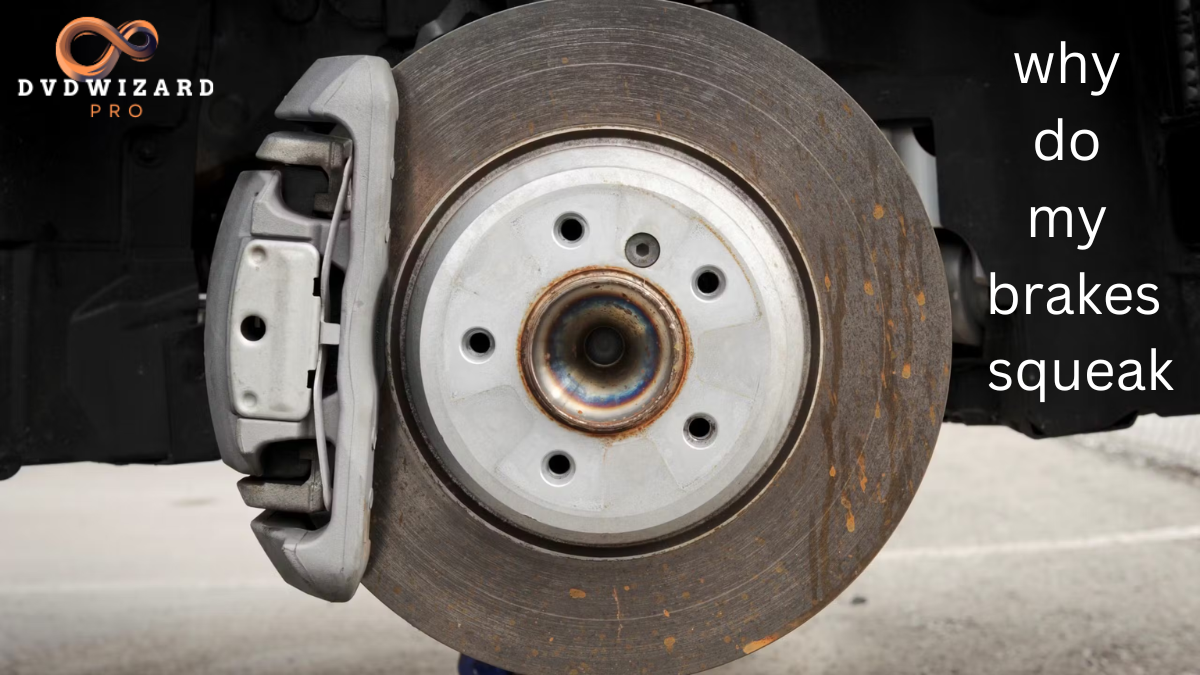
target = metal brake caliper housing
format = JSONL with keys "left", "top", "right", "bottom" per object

{"left": 204, "top": 55, "right": 397, "bottom": 601}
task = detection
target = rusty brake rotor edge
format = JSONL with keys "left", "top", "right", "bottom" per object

{"left": 366, "top": 1, "right": 952, "bottom": 673}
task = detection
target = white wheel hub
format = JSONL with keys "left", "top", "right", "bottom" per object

{"left": 404, "top": 136, "right": 809, "bottom": 546}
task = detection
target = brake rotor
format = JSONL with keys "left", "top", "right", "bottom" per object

{"left": 366, "top": 1, "right": 951, "bottom": 673}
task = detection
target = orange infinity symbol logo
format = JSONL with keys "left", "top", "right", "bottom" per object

{"left": 56, "top": 18, "right": 158, "bottom": 82}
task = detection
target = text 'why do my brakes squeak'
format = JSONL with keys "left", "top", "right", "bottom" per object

{"left": 988, "top": 43, "right": 1174, "bottom": 403}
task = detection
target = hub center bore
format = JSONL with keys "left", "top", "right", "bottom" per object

{"left": 584, "top": 326, "right": 625, "bottom": 367}
{"left": 520, "top": 268, "right": 688, "bottom": 434}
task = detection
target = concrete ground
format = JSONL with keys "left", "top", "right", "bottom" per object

{"left": 1, "top": 421, "right": 1199, "bottom": 675}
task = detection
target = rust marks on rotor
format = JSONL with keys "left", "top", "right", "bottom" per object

{"left": 840, "top": 493, "right": 856, "bottom": 532}
{"left": 569, "top": 588, "right": 587, "bottom": 599}
{"left": 863, "top": 280, "right": 874, "bottom": 296}
{"left": 745, "top": 148, "right": 762, "bottom": 181}
{"left": 742, "top": 636, "right": 775, "bottom": 655}
{"left": 612, "top": 586, "right": 624, "bottom": 643}
{"left": 663, "top": 636, "right": 677, "bottom": 654}
{"left": 815, "top": 243, "right": 853, "bottom": 596}
{"left": 873, "top": 203, "right": 885, "bottom": 220}
{"left": 740, "top": 616, "right": 806, "bottom": 655}
{"left": 883, "top": 319, "right": 897, "bottom": 360}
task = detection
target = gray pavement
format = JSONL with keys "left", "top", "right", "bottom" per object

{"left": 2, "top": 422, "right": 1199, "bottom": 675}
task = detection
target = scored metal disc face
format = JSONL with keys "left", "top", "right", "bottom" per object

{"left": 368, "top": 2, "right": 951, "bottom": 673}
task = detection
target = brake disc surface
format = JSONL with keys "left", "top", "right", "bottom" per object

{"left": 366, "top": 2, "right": 951, "bottom": 673}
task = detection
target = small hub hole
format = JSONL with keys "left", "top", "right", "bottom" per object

{"left": 462, "top": 328, "right": 495, "bottom": 362}
{"left": 555, "top": 214, "right": 587, "bottom": 247}
{"left": 560, "top": 219, "right": 583, "bottom": 241}
{"left": 693, "top": 266, "right": 726, "bottom": 299}
{"left": 684, "top": 414, "right": 717, "bottom": 448}
{"left": 469, "top": 332, "right": 492, "bottom": 354}
{"left": 240, "top": 315, "right": 266, "bottom": 341}
{"left": 636, "top": 243, "right": 650, "bottom": 256}
{"left": 542, "top": 451, "right": 575, "bottom": 485}
{"left": 548, "top": 453, "right": 572, "bottom": 476}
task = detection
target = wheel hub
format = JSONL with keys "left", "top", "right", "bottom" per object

{"left": 404, "top": 136, "right": 809, "bottom": 547}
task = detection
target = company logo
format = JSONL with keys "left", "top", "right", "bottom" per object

{"left": 19, "top": 16, "right": 209, "bottom": 117}
{"left": 55, "top": 18, "right": 158, "bottom": 82}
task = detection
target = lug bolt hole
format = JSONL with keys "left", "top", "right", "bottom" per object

{"left": 240, "top": 315, "right": 266, "bottom": 342}
{"left": 693, "top": 266, "right": 725, "bottom": 299}
{"left": 462, "top": 328, "right": 495, "bottom": 363}
{"left": 684, "top": 414, "right": 717, "bottom": 448}
{"left": 555, "top": 214, "right": 587, "bottom": 247}
{"left": 542, "top": 451, "right": 575, "bottom": 485}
